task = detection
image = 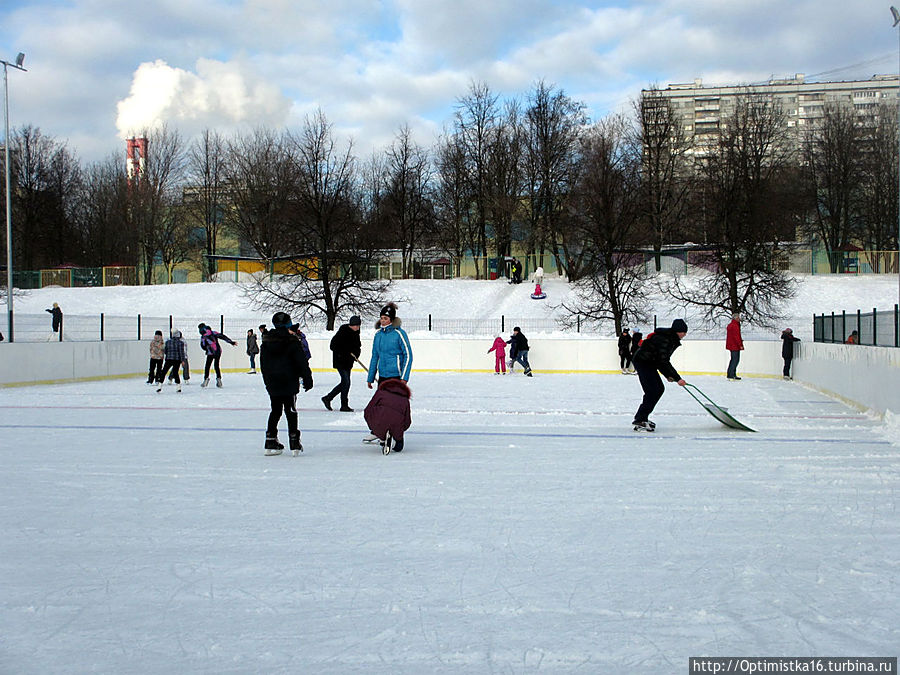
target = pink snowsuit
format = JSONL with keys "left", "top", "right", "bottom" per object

{"left": 488, "top": 337, "right": 507, "bottom": 373}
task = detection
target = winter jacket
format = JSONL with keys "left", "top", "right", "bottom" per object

{"left": 46, "top": 306, "right": 63, "bottom": 331}
{"left": 364, "top": 378, "right": 412, "bottom": 442}
{"left": 330, "top": 324, "right": 362, "bottom": 370}
{"left": 246, "top": 333, "right": 259, "bottom": 356}
{"left": 506, "top": 335, "right": 518, "bottom": 360}
{"left": 149, "top": 335, "right": 165, "bottom": 360}
{"left": 632, "top": 327, "right": 683, "bottom": 381}
{"left": 510, "top": 331, "right": 529, "bottom": 353}
{"left": 617, "top": 332, "right": 631, "bottom": 356}
{"left": 488, "top": 336, "right": 507, "bottom": 357}
{"left": 367, "top": 319, "right": 413, "bottom": 383}
{"left": 164, "top": 336, "right": 187, "bottom": 362}
{"left": 260, "top": 326, "right": 313, "bottom": 397}
{"left": 725, "top": 319, "right": 743, "bottom": 351}
{"left": 630, "top": 332, "right": 642, "bottom": 358}
{"left": 200, "top": 328, "right": 235, "bottom": 356}
{"left": 781, "top": 330, "right": 800, "bottom": 359}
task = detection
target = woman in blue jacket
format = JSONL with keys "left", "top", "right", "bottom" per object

{"left": 363, "top": 302, "right": 413, "bottom": 450}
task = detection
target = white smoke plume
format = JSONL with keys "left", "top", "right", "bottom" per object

{"left": 116, "top": 58, "right": 292, "bottom": 139}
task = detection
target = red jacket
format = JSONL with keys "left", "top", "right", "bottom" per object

{"left": 364, "top": 379, "right": 412, "bottom": 441}
{"left": 725, "top": 319, "right": 744, "bottom": 351}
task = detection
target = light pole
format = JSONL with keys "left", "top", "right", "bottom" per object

{"left": 893, "top": 8, "right": 900, "bottom": 312}
{"left": 2, "top": 52, "right": 26, "bottom": 343}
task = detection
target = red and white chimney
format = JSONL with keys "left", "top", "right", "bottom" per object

{"left": 126, "top": 137, "right": 148, "bottom": 182}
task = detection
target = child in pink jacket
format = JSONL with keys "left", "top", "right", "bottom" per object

{"left": 488, "top": 336, "right": 507, "bottom": 374}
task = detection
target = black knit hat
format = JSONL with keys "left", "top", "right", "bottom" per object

{"left": 348, "top": 315, "right": 361, "bottom": 326}
{"left": 380, "top": 303, "right": 397, "bottom": 320}
{"left": 671, "top": 318, "right": 688, "bottom": 333}
{"left": 272, "top": 312, "right": 292, "bottom": 328}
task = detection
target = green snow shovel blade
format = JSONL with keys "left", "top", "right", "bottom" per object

{"left": 684, "top": 383, "right": 756, "bottom": 432}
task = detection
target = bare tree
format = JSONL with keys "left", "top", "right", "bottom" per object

{"left": 521, "top": 81, "right": 588, "bottom": 279}
{"left": 633, "top": 86, "right": 693, "bottom": 271}
{"left": 185, "top": 129, "right": 229, "bottom": 280}
{"left": 246, "top": 111, "right": 390, "bottom": 330}
{"left": 76, "top": 154, "right": 134, "bottom": 267}
{"left": 485, "top": 100, "right": 523, "bottom": 262}
{"left": 668, "top": 92, "right": 798, "bottom": 327}
{"left": 223, "top": 127, "right": 295, "bottom": 267}
{"left": 560, "top": 115, "right": 652, "bottom": 334}
{"left": 801, "top": 101, "right": 864, "bottom": 271}
{"left": 859, "top": 101, "right": 899, "bottom": 252}
{"left": 126, "top": 125, "right": 187, "bottom": 284}
{"left": 433, "top": 133, "right": 471, "bottom": 277}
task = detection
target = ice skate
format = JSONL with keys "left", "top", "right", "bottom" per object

{"left": 289, "top": 431, "right": 302, "bottom": 457}
{"left": 201, "top": 378, "right": 210, "bottom": 388}
{"left": 216, "top": 378, "right": 223, "bottom": 388}
{"left": 176, "top": 383, "right": 182, "bottom": 392}
{"left": 339, "top": 406, "right": 354, "bottom": 412}
{"left": 382, "top": 430, "right": 392, "bottom": 455}
{"left": 632, "top": 420, "right": 654, "bottom": 432}
{"left": 362, "top": 433, "right": 379, "bottom": 444}
{"left": 264, "top": 435, "right": 284, "bottom": 456}
{"left": 321, "top": 396, "right": 333, "bottom": 411}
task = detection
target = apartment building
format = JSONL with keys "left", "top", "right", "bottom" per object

{"left": 645, "top": 73, "right": 899, "bottom": 150}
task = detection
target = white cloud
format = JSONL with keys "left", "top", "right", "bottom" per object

{"left": 115, "top": 58, "right": 292, "bottom": 139}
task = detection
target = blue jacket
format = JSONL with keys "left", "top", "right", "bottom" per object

{"left": 367, "top": 320, "right": 413, "bottom": 383}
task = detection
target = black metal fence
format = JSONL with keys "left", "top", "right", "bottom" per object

{"left": 813, "top": 307, "right": 900, "bottom": 347}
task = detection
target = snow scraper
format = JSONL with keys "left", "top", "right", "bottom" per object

{"left": 683, "top": 383, "right": 756, "bottom": 432}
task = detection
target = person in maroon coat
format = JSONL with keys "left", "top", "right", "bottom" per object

{"left": 725, "top": 313, "right": 744, "bottom": 380}
{"left": 363, "top": 378, "right": 411, "bottom": 453}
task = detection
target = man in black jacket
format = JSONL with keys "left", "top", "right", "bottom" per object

{"left": 322, "top": 315, "right": 362, "bottom": 412}
{"left": 510, "top": 327, "right": 533, "bottom": 376}
{"left": 261, "top": 312, "right": 314, "bottom": 456}
{"left": 631, "top": 319, "right": 688, "bottom": 432}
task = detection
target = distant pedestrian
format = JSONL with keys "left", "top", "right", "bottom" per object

{"left": 532, "top": 266, "right": 544, "bottom": 286}
{"left": 322, "top": 315, "right": 362, "bottom": 412}
{"left": 509, "top": 327, "right": 532, "bottom": 376}
{"left": 618, "top": 328, "right": 632, "bottom": 374}
{"left": 147, "top": 330, "right": 165, "bottom": 384}
{"left": 246, "top": 328, "right": 259, "bottom": 374}
{"left": 156, "top": 330, "right": 187, "bottom": 393}
{"left": 726, "top": 313, "right": 744, "bottom": 380}
{"left": 488, "top": 335, "right": 507, "bottom": 374}
{"left": 631, "top": 319, "right": 688, "bottom": 432}
{"left": 510, "top": 258, "right": 522, "bottom": 284}
{"left": 260, "top": 311, "right": 313, "bottom": 456}
{"left": 198, "top": 323, "right": 236, "bottom": 388}
{"left": 845, "top": 330, "right": 859, "bottom": 345}
{"left": 629, "top": 330, "right": 643, "bottom": 374}
{"left": 781, "top": 328, "right": 800, "bottom": 380}
{"left": 45, "top": 303, "right": 63, "bottom": 341}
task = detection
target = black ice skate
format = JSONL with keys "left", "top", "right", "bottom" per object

{"left": 264, "top": 435, "right": 284, "bottom": 456}
{"left": 289, "top": 431, "right": 302, "bottom": 457}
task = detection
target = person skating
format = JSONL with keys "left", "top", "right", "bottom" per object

{"left": 629, "top": 330, "right": 643, "bottom": 374}
{"left": 506, "top": 331, "right": 519, "bottom": 373}
{"left": 617, "top": 328, "right": 632, "bottom": 374}
{"left": 630, "top": 319, "right": 688, "bottom": 432}
{"left": 510, "top": 327, "right": 532, "bottom": 376}
{"left": 488, "top": 335, "right": 507, "bottom": 374}
{"left": 198, "top": 323, "right": 236, "bottom": 388}
{"left": 156, "top": 330, "right": 187, "bottom": 393}
{"left": 322, "top": 315, "right": 362, "bottom": 412}
{"left": 781, "top": 328, "right": 800, "bottom": 380}
{"left": 726, "top": 313, "right": 744, "bottom": 380}
{"left": 167, "top": 329, "right": 191, "bottom": 384}
{"left": 364, "top": 378, "right": 412, "bottom": 455}
{"left": 45, "top": 303, "right": 63, "bottom": 341}
{"left": 147, "top": 330, "right": 165, "bottom": 384}
{"left": 246, "top": 328, "right": 259, "bottom": 374}
{"left": 363, "top": 303, "right": 413, "bottom": 449}
{"left": 260, "top": 312, "right": 313, "bottom": 456}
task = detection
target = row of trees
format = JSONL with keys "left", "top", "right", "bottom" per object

{"left": 1, "top": 80, "right": 897, "bottom": 330}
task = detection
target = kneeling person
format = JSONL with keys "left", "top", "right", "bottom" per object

{"left": 260, "top": 312, "right": 313, "bottom": 456}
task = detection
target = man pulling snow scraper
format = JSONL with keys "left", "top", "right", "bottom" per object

{"left": 630, "top": 319, "right": 688, "bottom": 432}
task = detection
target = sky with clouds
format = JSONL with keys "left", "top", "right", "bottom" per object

{"left": 1, "top": 0, "right": 897, "bottom": 164}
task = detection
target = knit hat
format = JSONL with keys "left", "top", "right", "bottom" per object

{"left": 784, "top": 328, "right": 792, "bottom": 334}
{"left": 198, "top": 323, "right": 207, "bottom": 335}
{"left": 348, "top": 315, "right": 361, "bottom": 326}
{"left": 671, "top": 318, "right": 688, "bottom": 333}
{"left": 173, "top": 330, "right": 182, "bottom": 339}
{"left": 380, "top": 303, "right": 397, "bottom": 321}
{"left": 513, "top": 326, "right": 521, "bottom": 332}
{"left": 271, "top": 312, "right": 292, "bottom": 328}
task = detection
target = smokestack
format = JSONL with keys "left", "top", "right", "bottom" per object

{"left": 126, "top": 137, "right": 148, "bottom": 182}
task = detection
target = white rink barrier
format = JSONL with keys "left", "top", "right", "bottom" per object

{"left": 1, "top": 337, "right": 898, "bottom": 417}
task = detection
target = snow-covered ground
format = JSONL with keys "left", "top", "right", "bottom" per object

{"left": 1, "top": 372, "right": 898, "bottom": 673}
{"left": 7, "top": 273, "right": 900, "bottom": 341}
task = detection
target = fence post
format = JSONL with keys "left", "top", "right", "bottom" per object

{"left": 577, "top": 314, "right": 581, "bottom": 333}
{"left": 841, "top": 311, "right": 846, "bottom": 343}
{"left": 857, "top": 309, "right": 861, "bottom": 344}
{"left": 873, "top": 307, "right": 877, "bottom": 347}
{"left": 100, "top": 313, "right": 104, "bottom": 341}
{"left": 170, "top": 315, "right": 173, "bottom": 334}
{"left": 653, "top": 314, "right": 658, "bottom": 330}
{"left": 220, "top": 315, "right": 224, "bottom": 334}
{"left": 428, "top": 314, "right": 432, "bottom": 331}
{"left": 501, "top": 315, "right": 505, "bottom": 333}
{"left": 896, "top": 305, "right": 899, "bottom": 348}
{"left": 138, "top": 314, "right": 141, "bottom": 340}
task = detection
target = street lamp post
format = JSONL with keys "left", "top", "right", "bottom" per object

{"left": 892, "top": 8, "right": 900, "bottom": 313}
{"left": 2, "top": 52, "right": 26, "bottom": 343}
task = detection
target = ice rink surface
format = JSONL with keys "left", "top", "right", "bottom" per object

{"left": 1, "top": 371, "right": 898, "bottom": 673}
